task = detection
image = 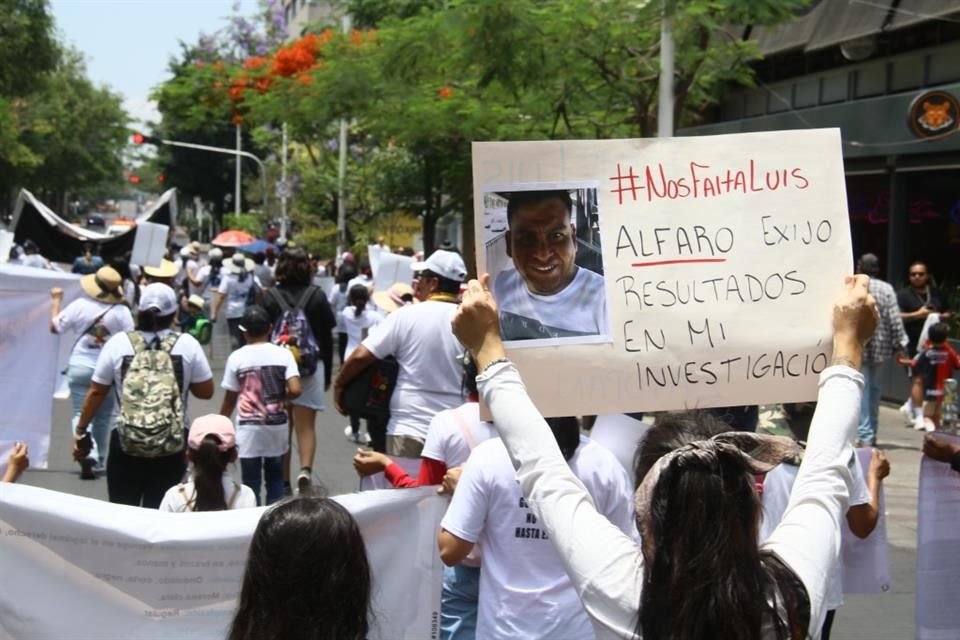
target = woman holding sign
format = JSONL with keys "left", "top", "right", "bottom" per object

{"left": 451, "top": 273, "right": 877, "bottom": 640}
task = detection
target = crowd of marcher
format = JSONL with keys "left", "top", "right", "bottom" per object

{"left": 4, "top": 229, "right": 960, "bottom": 640}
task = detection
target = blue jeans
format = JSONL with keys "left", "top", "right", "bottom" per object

{"left": 240, "top": 456, "right": 284, "bottom": 506}
{"left": 440, "top": 564, "right": 480, "bottom": 640}
{"left": 858, "top": 361, "right": 882, "bottom": 445}
{"left": 67, "top": 364, "right": 114, "bottom": 466}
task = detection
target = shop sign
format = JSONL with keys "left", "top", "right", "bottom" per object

{"left": 907, "top": 90, "right": 960, "bottom": 139}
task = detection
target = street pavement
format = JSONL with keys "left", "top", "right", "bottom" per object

{"left": 17, "top": 321, "right": 924, "bottom": 638}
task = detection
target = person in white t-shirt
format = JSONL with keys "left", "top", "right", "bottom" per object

{"left": 175, "top": 244, "right": 201, "bottom": 297}
{"left": 335, "top": 249, "right": 468, "bottom": 463}
{"left": 760, "top": 448, "right": 888, "bottom": 639}
{"left": 74, "top": 283, "right": 214, "bottom": 508}
{"left": 439, "top": 417, "right": 635, "bottom": 640}
{"left": 220, "top": 306, "right": 302, "bottom": 506}
{"left": 213, "top": 253, "right": 257, "bottom": 350}
{"left": 341, "top": 285, "right": 383, "bottom": 443}
{"left": 49, "top": 266, "right": 135, "bottom": 478}
{"left": 492, "top": 190, "right": 608, "bottom": 341}
{"left": 159, "top": 414, "right": 257, "bottom": 512}
{"left": 193, "top": 247, "right": 225, "bottom": 308}
{"left": 353, "top": 355, "right": 495, "bottom": 640}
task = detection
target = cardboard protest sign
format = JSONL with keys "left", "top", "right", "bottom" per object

{"left": 374, "top": 252, "right": 414, "bottom": 293}
{"left": 473, "top": 129, "right": 851, "bottom": 415}
{"left": 130, "top": 221, "right": 169, "bottom": 268}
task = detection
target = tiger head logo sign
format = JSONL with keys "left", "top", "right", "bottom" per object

{"left": 908, "top": 91, "right": 960, "bottom": 139}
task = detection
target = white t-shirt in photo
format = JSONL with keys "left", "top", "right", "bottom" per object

{"left": 158, "top": 473, "right": 257, "bottom": 512}
{"left": 441, "top": 436, "right": 635, "bottom": 640}
{"left": 341, "top": 306, "right": 383, "bottom": 361}
{"left": 760, "top": 454, "right": 871, "bottom": 609}
{"left": 92, "top": 329, "right": 213, "bottom": 420}
{"left": 493, "top": 266, "right": 609, "bottom": 341}
{"left": 421, "top": 402, "right": 496, "bottom": 467}
{"left": 53, "top": 298, "right": 135, "bottom": 369}
{"left": 362, "top": 300, "right": 464, "bottom": 440}
{"left": 221, "top": 342, "right": 299, "bottom": 458}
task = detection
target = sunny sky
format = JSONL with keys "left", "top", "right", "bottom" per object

{"left": 50, "top": 0, "right": 260, "bottom": 129}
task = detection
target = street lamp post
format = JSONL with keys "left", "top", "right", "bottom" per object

{"left": 134, "top": 133, "right": 269, "bottom": 219}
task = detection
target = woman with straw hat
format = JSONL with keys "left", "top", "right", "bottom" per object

{"left": 49, "top": 266, "right": 134, "bottom": 479}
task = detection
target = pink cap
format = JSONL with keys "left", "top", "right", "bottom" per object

{"left": 188, "top": 414, "right": 236, "bottom": 451}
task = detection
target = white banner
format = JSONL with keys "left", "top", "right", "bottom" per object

{"left": 473, "top": 129, "right": 852, "bottom": 415}
{"left": 0, "top": 265, "right": 84, "bottom": 472}
{"left": 916, "top": 437, "right": 960, "bottom": 640}
{"left": 0, "top": 484, "right": 444, "bottom": 640}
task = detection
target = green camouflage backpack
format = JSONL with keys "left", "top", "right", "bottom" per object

{"left": 119, "top": 331, "right": 185, "bottom": 457}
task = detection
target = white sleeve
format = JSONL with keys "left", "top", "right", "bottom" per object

{"left": 182, "top": 336, "right": 213, "bottom": 384}
{"left": 52, "top": 302, "right": 79, "bottom": 334}
{"left": 420, "top": 411, "right": 449, "bottom": 463}
{"left": 439, "top": 451, "right": 488, "bottom": 544}
{"left": 849, "top": 451, "right": 871, "bottom": 508}
{"left": 597, "top": 457, "right": 639, "bottom": 541}
{"left": 157, "top": 487, "right": 177, "bottom": 512}
{"left": 762, "top": 366, "right": 863, "bottom": 635}
{"left": 217, "top": 276, "right": 231, "bottom": 295}
{"left": 477, "top": 362, "right": 643, "bottom": 639}
{"left": 221, "top": 354, "right": 240, "bottom": 392}
{"left": 283, "top": 349, "right": 299, "bottom": 380}
{"left": 91, "top": 333, "right": 125, "bottom": 386}
{"left": 361, "top": 310, "right": 398, "bottom": 359}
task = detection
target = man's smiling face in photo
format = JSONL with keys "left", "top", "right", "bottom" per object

{"left": 506, "top": 196, "right": 577, "bottom": 295}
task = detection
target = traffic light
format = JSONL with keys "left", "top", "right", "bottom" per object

{"left": 131, "top": 132, "right": 161, "bottom": 145}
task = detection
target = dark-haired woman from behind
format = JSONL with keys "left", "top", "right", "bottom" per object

{"left": 228, "top": 495, "right": 371, "bottom": 640}
{"left": 451, "top": 274, "right": 878, "bottom": 640}
{"left": 159, "top": 414, "right": 256, "bottom": 511}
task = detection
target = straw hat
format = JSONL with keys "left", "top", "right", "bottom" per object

{"left": 372, "top": 282, "right": 416, "bottom": 313}
{"left": 80, "top": 266, "right": 125, "bottom": 305}
{"left": 143, "top": 259, "right": 179, "bottom": 280}
{"left": 226, "top": 253, "right": 255, "bottom": 274}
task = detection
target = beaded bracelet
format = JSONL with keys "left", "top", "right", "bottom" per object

{"left": 480, "top": 357, "right": 510, "bottom": 375}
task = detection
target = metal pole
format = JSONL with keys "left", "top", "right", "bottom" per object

{"left": 336, "top": 14, "right": 352, "bottom": 258}
{"left": 657, "top": 0, "right": 675, "bottom": 138}
{"left": 234, "top": 124, "right": 242, "bottom": 215}
{"left": 281, "top": 122, "right": 288, "bottom": 239}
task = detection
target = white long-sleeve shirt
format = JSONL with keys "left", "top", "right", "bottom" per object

{"left": 478, "top": 362, "right": 862, "bottom": 639}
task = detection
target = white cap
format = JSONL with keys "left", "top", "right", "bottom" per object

{"left": 209, "top": 247, "right": 224, "bottom": 260}
{"left": 411, "top": 249, "right": 467, "bottom": 283}
{"left": 138, "top": 283, "right": 178, "bottom": 315}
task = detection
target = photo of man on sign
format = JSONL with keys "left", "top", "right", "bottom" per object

{"left": 484, "top": 185, "right": 610, "bottom": 345}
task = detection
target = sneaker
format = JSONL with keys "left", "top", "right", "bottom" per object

{"left": 359, "top": 431, "right": 372, "bottom": 445}
{"left": 296, "top": 468, "right": 312, "bottom": 495}
{"left": 914, "top": 416, "right": 928, "bottom": 431}
{"left": 899, "top": 401, "right": 913, "bottom": 426}
{"left": 79, "top": 457, "right": 96, "bottom": 480}
{"left": 924, "top": 418, "right": 937, "bottom": 433}
{"left": 344, "top": 425, "right": 355, "bottom": 440}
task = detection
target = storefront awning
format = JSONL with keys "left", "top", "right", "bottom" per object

{"left": 888, "top": 0, "right": 960, "bottom": 31}
{"left": 751, "top": 3, "right": 826, "bottom": 56}
{"left": 805, "top": 0, "right": 893, "bottom": 52}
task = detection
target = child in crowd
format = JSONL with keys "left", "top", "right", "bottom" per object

{"left": 228, "top": 496, "right": 371, "bottom": 640}
{"left": 158, "top": 415, "right": 256, "bottom": 512}
{"left": 180, "top": 294, "right": 212, "bottom": 345}
{"left": 342, "top": 284, "right": 383, "bottom": 444}
{"left": 901, "top": 322, "right": 960, "bottom": 431}
{"left": 220, "top": 305, "right": 302, "bottom": 505}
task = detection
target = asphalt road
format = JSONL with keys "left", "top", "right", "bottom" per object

{"left": 17, "top": 320, "right": 924, "bottom": 639}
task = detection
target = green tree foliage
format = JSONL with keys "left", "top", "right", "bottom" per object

{"left": 153, "top": 0, "right": 807, "bottom": 253}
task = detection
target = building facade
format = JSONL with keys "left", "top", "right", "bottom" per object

{"left": 680, "top": 0, "right": 960, "bottom": 292}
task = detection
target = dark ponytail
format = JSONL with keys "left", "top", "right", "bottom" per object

{"left": 637, "top": 445, "right": 810, "bottom": 640}
{"left": 349, "top": 285, "right": 369, "bottom": 317}
{"left": 191, "top": 435, "right": 233, "bottom": 512}
{"left": 545, "top": 416, "right": 580, "bottom": 461}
